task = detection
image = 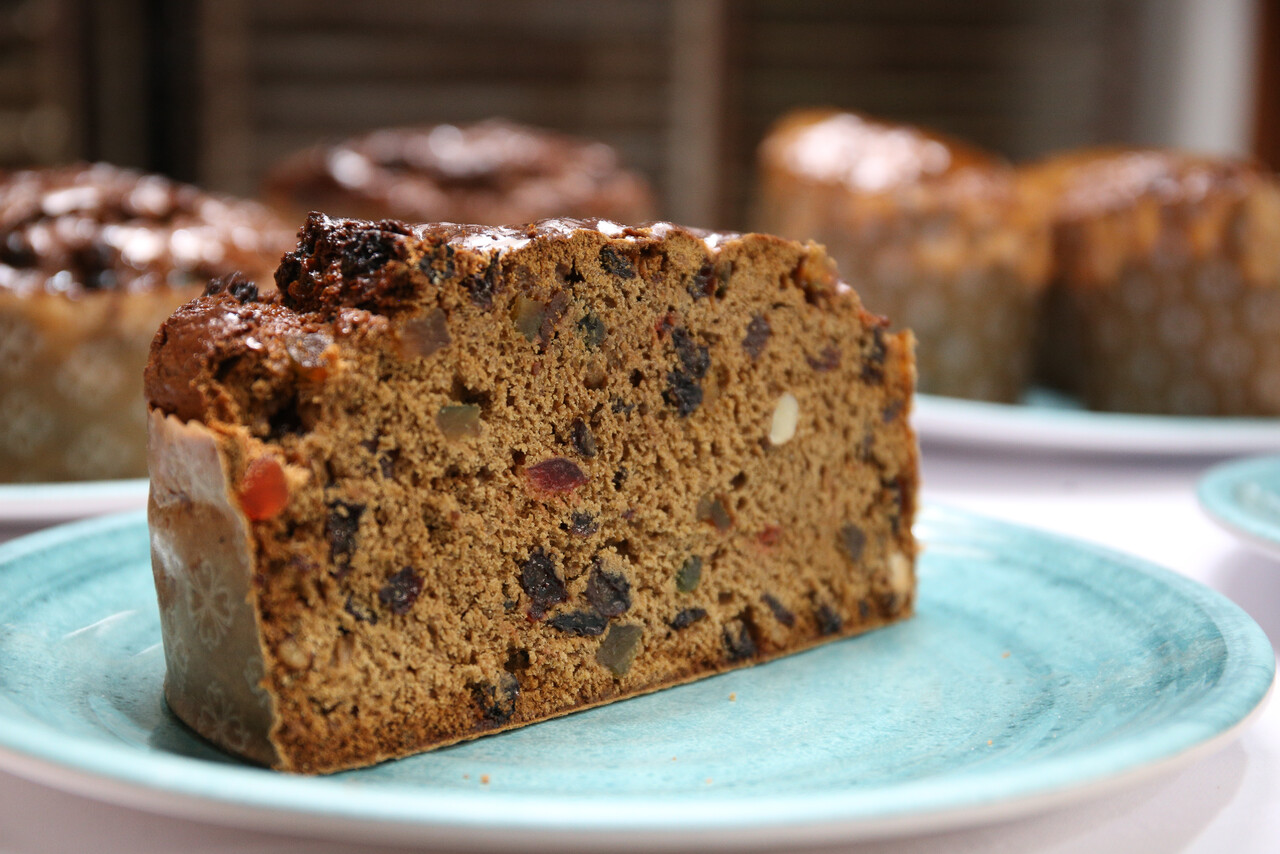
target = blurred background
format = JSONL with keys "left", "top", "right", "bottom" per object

{"left": 2, "top": 0, "right": 1272, "bottom": 231}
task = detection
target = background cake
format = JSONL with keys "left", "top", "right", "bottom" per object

{"left": 144, "top": 215, "right": 919, "bottom": 773}
{"left": 756, "top": 108, "right": 1050, "bottom": 403}
{"left": 1024, "top": 148, "right": 1280, "bottom": 415}
{"left": 0, "top": 163, "right": 292, "bottom": 482}
{"left": 262, "top": 120, "right": 656, "bottom": 227}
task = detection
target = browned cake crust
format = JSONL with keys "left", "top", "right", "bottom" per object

{"left": 145, "top": 215, "right": 919, "bottom": 773}
{"left": 1024, "top": 148, "right": 1280, "bottom": 414}
{"left": 0, "top": 163, "right": 292, "bottom": 481}
{"left": 757, "top": 109, "right": 1050, "bottom": 402}
{"left": 262, "top": 120, "right": 656, "bottom": 227}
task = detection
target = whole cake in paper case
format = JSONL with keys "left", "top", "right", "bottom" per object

{"left": 0, "top": 162, "right": 291, "bottom": 481}
{"left": 144, "top": 214, "right": 919, "bottom": 773}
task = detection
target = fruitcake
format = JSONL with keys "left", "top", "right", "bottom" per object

{"left": 262, "top": 120, "right": 655, "bottom": 227}
{"left": 0, "top": 162, "right": 291, "bottom": 481}
{"left": 757, "top": 108, "right": 1050, "bottom": 402}
{"left": 145, "top": 214, "right": 919, "bottom": 773}
{"left": 1024, "top": 147, "right": 1280, "bottom": 414}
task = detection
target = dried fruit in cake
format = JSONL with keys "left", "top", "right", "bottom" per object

{"left": 145, "top": 215, "right": 919, "bottom": 773}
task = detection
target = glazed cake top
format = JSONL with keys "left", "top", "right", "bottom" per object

{"left": 144, "top": 214, "right": 850, "bottom": 424}
{"left": 0, "top": 163, "right": 291, "bottom": 296}
{"left": 262, "top": 121, "right": 655, "bottom": 225}
{"left": 760, "top": 108, "right": 1003, "bottom": 193}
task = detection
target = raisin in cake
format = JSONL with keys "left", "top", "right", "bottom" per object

{"left": 0, "top": 163, "right": 291, "bottom": 481}
{"left": 145, "top": 214, "right": 919, "bottom": 773}
{"left": 757, "top": 108, "right": 1050, "bottom": 402}
{"left": 262, "top": 120, "right": 655, "bottom": 227}
{"left": 1025, "top": 148, "right": 1280, "bottom": 414}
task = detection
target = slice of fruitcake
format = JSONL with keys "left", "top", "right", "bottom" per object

{"left": 145, "top": 214, "right": 919, "bottom": 773}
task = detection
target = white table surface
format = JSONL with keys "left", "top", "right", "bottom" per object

{"left": 0, "top": 438, "right": 1277, "bottom": 854}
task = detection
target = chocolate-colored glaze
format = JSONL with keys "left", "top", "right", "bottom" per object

{"left": 262, "top": 120, "right": 655, "bottom": 227}
{"left": 145, "top": 292, "right": 329, "bottom": 424}
{"left": 0, "top": 163, "right": 292, "bottom": 296}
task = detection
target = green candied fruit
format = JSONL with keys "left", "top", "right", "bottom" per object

{"left": 511, "top": 294, "right": 548, "bottom": 341}
{"left": 675, "top": 555, "right": 703, "bottom": 593}
{"left": 436, "top": 404, "right": 482, "bottom": 440}
{"left": 596, "top": 624, "right": 643, "bottom": 677}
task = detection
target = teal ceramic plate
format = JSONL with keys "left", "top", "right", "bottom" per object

{"left": 0, "top": 507, "right": 1272, "bottom": 850}
{"left": 1198, "top": 455, "right": 1280, "bottom": 560}
{"left": 0, "top": 478, "right": 148, "bottom": 524}
{"left": 915, "top": 389, "right": 1280, "bottom": 455}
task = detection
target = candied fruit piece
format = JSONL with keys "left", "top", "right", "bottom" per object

{"left": 400, "top": 308, "right": 451, "bottom": 357}
{"left": 670, "top": 607, "right": 707, "bottom": 630}
{"left": 526, "top": 458, "right": 588, "bottom": 493}
{"left": 675, "top": 555, "right": 702, "bottom": 592}
{"left": 378, "top": 567, "right": 423, "bottom": 615}
{"left": 511, "top": 294, "right": 548, "bottom": 341}
{"left": 238, "top": 456, "right": 288, "bottom": 521}
{"left": 586, "top": 564, "right": 631, "bottom": 616}
{"left": 437, "top": 404, "right": 482, "bottom": 440}
{"left": 570, "top": 418, "right": 597, "bottom": 458}
{"left": 839, "top": 523, "right": 866, "bottom": 563}
{"left": 742, "top": 315, "right": 771, "bottom": 360}
{"left": 696, "top": 495, "right": 733, "bottom": 532}
{"left": 596, "top": 623, "right": 643, "bottom": 676}
{"left": 548, "top": 610, "right": 608, "bottom": 637}
{"left": 519, "top": 548, "right": 566, "bottom": 619}
{"left": 757, "top": 525, "right": 783, "bottom": 548}
{"left": 762, "top": 593, "right": 796, "bottom": 627}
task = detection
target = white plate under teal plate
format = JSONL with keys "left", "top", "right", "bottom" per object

{"left": 0, "top": 507, "right": 1272, "bottom": 850}
{"left": 915, "top": 389, "right": 1280, "bottom": 455}
{"left": 0, "top": 478, "right": 148, "bottom": 524}
{"left": 1198, "top": 454, "right": 1280, "bottom": 560}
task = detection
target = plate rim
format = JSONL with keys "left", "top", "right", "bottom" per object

{"left": 914, "top": 392, "right": 1280, "bottom": 455}
{"left": 0, "top": 507, "right": 1273, "bottom": 849}
{"left": 0, "top": 478, "right": 149, "bottom": 523}
{"left": 1198, "top": 454, "right": 1280, "bottom": 560}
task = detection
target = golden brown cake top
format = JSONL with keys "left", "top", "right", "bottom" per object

{"left": 1023, "top": 147, "right": 1280, "bottom": 286}
{"left": 759, "top": 108, "right": 1002, "bottom": 193}
{"left": 262, "top": 120, "right": 656, "bottom": 226}
{"left": 0, "top": 163, "right": 292, "bottom": 296}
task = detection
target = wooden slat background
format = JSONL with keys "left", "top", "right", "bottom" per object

{"left": 15, "top": 0, "right": 1152, "bottom": 229}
